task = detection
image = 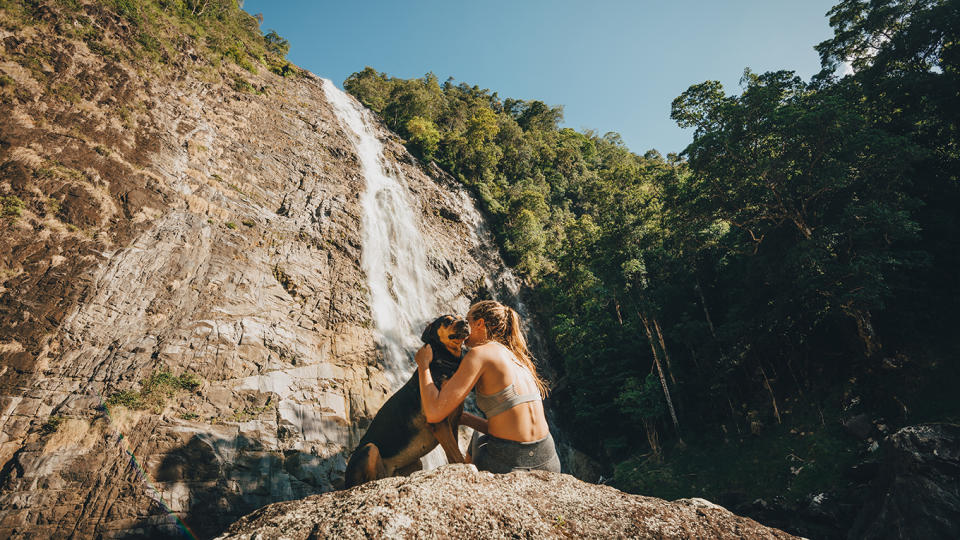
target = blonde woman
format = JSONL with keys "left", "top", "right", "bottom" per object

{"left": 415, "top": 300, "right": 560, "bottom": 473}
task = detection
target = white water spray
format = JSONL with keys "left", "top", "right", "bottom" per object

{"left": 321, "top": 79, "right": 437, "bottom": 385}
{"left": 321, "top": 79, "right": 449, "bottom": 468}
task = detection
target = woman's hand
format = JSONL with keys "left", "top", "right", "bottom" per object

{"left": 418, "top": 347, "right": 485, "bottom": 424}
{"left": 415, "top": 344, "right": 432, "bottom": 371}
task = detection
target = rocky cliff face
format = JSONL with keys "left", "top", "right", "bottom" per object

{"left": 216, "top": 464, "right": 799, "bottom": 540}
{"left": 0, "top": 4, "right": 522, "bottom": 538}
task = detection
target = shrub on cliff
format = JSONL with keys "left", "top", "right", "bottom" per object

{"left": 106, "top": 369, "right": 202, "bottom": 413}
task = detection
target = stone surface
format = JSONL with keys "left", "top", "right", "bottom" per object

{"left": 217, "top": 464, "right": 798, "bottom": 539}
{"left": 0, "top": 3, "right": 528, "bottom": 538}
{"left": 848, "top": 423, "right": 960, "bottom": 540}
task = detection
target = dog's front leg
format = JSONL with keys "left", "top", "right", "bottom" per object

{"left": 429, "top": 405, "right": 465, "bottom": 463}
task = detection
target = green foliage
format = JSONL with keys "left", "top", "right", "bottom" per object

{"left": 232, "top": 77, "right": 256, "bottom": 93}
{"left": 0, "top": 73, "right": 20, "bottom": 103}
{"left": 263, "top": 29, "right": 289, "bottom": 57}
{"left": 223, "top": 41, "right": 256, "bottom": 72}
{"left": 405, "top": 116, "right": 441, "bottom": 161}
{"left": 614, "top": 413, "right": 861, "bottom": 505}
{"left": 616, "top": 374, "right": 666, "bottom": 422}
{"left": 106, "top": 369, "right": 202, "bottom": 413}
{"left": 670, "top": 68, "right": 923, "bottom": 359}
{"left": 105, "top": 390, "right": 144, "bottom": 409}
{"left": 614, "top": 458, "right": 685, "bottom": 500}
{"left": 228, "top": 404, "right": 271, "bottom": 422}
{"left": 5, "top": 0, "right": 296, "bottom": 76}
{"left": 224, "top": 221, "right": 237, "bottom": 229}
{"left": 1, "top": 196, "right": 25, "bottom": 219}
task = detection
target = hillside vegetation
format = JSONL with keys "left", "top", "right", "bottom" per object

{"left": 0, "top": 0, "right": 296, "bottom": 95}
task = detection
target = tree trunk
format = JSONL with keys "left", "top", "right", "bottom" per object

{"left": 849, "top": 308, "right": 880, "bottom": 357}
{"left": 695, "top": 278, "right": 717, "bottom": 340}
{"left": 759, "top": 363, "right": 782, "bottom": 424}
{"left": 653, "top": 319, "right": 677, "bottom": 386}
{"left": 643, "top": 419, "right": 661, "bottom": 460}
{"left": 638, "top": 311, "right": 683, "bottom": 443}
{"left": 727, "top": 397, "right": 742, "bottom": 434}
{"left": 693, "top": 279, "right": 717, "bottom": 340}
{"left": 785, "top": 352, "right": 804, "bottom": 396}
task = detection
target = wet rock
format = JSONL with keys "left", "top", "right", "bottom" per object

{"left": 217, "top": 464, "right": 799, "bottom": 539}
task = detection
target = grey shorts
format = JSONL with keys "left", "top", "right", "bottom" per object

{"left": 469, "top": 431, "right": 561, "bottom": 474}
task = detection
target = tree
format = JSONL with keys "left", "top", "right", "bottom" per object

{"left": 405, "top": 116, "right": 441, "bottom": 161}
{"left": 263, "top": 29, "right": 289, "bottom": 57}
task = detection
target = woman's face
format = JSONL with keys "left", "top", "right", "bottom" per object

{"left": 465, "top": 315, "right": 486, "bottom": 347}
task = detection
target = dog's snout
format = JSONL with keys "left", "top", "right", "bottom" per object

{"left": 452, "top": 318, "right": 470, "bottom": 339}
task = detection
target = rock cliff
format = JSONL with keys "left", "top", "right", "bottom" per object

{"left": 0, "top": 2, "right": 521, "bottom": 537}
{"left": 217, "top": 464, "right": 799, "bottom": 539}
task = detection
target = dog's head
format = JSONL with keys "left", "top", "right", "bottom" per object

{"left": 421, "top": 315, "right": 470, "bottom": 375}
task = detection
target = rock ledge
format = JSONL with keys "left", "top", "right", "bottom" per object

{"left": 217, "top": 464, "right": 798, "bottom": 539}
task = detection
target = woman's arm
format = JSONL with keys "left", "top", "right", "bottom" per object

{"left": 416, "top": 345, "right": 484, "bottom": 423}
{"left": 459, "top": 412, "right": 489, "bottom": 434}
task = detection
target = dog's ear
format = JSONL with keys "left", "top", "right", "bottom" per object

{"left": 421, "top": 318, "right": 440, "bottom": 344}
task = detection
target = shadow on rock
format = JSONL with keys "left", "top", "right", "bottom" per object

{"left": 117, "top": 433, "right": 349, "bottom": 539}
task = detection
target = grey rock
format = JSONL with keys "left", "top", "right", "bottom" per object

{"left": 848, "top": 423, "right": 960, "bottom": 540}
{"left": 217, "top": 464, "right": 799, "bottom": 539}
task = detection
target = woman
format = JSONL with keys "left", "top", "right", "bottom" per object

{"left": 415, "top": 300, "right": 561, "bottom": 473}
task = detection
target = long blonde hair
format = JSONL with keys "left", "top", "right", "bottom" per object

{"left": 467, "top": 300, "right": 549, "bottom": 397}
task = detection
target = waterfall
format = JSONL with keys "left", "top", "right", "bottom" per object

{"left": 321, "top": 79, "right": 448, "bottom": 469}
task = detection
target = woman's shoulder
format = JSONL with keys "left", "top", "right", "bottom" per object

{"left": 467, "top": 341, "right": 505, "bottom": 354}
{"left": 465, "top": 342, "right": 511, "bottom": 366}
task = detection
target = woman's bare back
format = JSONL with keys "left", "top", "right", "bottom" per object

{"left": 472, "top": 341, "right": 550, "bottom": 442}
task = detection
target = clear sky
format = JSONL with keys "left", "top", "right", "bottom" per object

{"left": 242, "top": 0, "right": 839, "bottom": 156}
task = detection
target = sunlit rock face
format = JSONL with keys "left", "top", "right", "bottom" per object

{"left": 0, "top": 12, "right": 522, "bottom": 539}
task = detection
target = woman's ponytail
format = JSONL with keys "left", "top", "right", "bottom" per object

{"left": 506, "top": 307, "right": 549, "bottom": 398}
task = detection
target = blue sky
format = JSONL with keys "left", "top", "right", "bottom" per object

{"left": 243, "top": 0, "right": 839, "bottom": 155}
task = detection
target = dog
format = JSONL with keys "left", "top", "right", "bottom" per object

{"left": 343, "top": 314, "right": 470, "bottom": 488}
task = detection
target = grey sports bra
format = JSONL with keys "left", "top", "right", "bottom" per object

{"left": 475, "top": 354, "right": 541, "bottom": 418}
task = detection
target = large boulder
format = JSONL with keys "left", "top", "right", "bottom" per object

{"left": 848, "top": 423, "right": 960, "bottom": 539}
{"left": 217, "top": 464, "right": 798, "bottom": 539}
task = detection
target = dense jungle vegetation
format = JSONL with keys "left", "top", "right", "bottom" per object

{"left": 345, "top": 0, "right": 960, "bottom": 510}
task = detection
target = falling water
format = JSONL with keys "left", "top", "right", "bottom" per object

{"left": 321, "top": 79, "right": 448, "bottom": 468}
{"left": 321, "top": 79, "right": 436, "bottom": 385}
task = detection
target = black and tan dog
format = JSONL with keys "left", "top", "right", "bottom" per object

{"left": 343, "top": 315, "right": 470, "bottom": 488}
